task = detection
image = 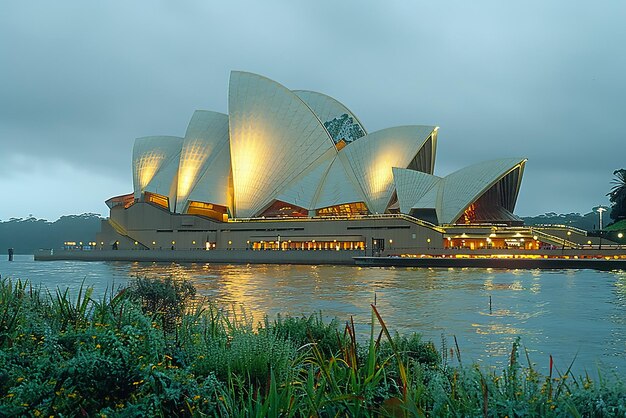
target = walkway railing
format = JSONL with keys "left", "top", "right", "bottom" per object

{"left": 530, "top": 228, "right": 580, "bottom": 249}
{"left": 228, "top": 213, "right": 445, "bottom": 232}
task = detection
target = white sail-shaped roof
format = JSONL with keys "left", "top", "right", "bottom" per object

{"left": 436, "top": 158, "right": 526, "bottom": 224}
{"left": 341, "top": 125, "right": 436, "bottom": 214}
{"left": 276, "top": 147, "right": 336, "bottom": 210}
{"left": 175, "top": 111, "right": 230, "bottom": 213}
{"left": 392, "top": 168, "right": 441, "bottom": 214}
{"left": 313, "top": 154, "right": 368, "bottom": 210}
{"left": 133, "top": 136, "right": 183, "bottom": 209}
{"left": 120, "top": 72, "right": 529, "bottom": 225}
{"left": 228, "top": 71, "right": 336, "bottom": 217}
{"left": 294, "top": 90, "right": 367, "bottom": 141}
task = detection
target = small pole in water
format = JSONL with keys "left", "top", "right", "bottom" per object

{"left": 489, "top": 295, "right": 492, "bottom": 313}
{"left": 8, "top": 248, "right": 14, "bottom": 261}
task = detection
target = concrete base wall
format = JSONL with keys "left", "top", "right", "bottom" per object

{"left": 34, "top": 249, "right": 365, "bottom": 265}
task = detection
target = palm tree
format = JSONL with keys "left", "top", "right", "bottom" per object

{"left": 607, "top": 169, "right": 626, "bottom": 221}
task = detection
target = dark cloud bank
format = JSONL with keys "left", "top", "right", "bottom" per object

{"left": 1, "top": 1, "right": 624, "bottom": 220}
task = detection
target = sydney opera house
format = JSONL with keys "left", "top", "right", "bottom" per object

{"left": 94, "top": 71, "right": 532, "bottom": 263}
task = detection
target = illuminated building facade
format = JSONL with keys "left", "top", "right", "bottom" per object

{"left": 96, "top": 71, "right": 531, "bottom": 259}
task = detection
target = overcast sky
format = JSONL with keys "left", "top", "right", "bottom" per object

{"left": 1, "top": 1, "right": 625, "bottom": 221}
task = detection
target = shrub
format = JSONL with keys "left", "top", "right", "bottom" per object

{"left": 127, "top": 277, "right": 196, "bottom": 332}
{"left": 1, "top": 278, "right": 625, "bottom": 417}
{"left": 267, "top": 312, "right": 344, "bottom": 355}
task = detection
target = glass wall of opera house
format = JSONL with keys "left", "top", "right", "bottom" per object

{"left": 42, "top": 71, "right": 618, "bottom": 264}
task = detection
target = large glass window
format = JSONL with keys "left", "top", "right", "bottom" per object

{"left": 259, "top": 200, "right": 308, "bottom": 218}
{"left": 186, "top": 201, "right": 228, "bottom": 222}
{"left": 316, "top": 202, "right": 369, "bottom": 217}
{"left": 144, "top": 192, "right": 169, "bottom": 210}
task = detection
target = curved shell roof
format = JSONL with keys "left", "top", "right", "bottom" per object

{"left": 275, "top": 147, "right": 336, "bottom": 210}
{"left": 175, "top": 111, "right": 230, "bottom": 213}
{"left": 132, "top": 136, "right": 183, "bottom": 210}
{"left": 124, "top": 72, "right": 526, "bottom": 225}
{"left": 341, "top": 125, "right": 437, "bottom": 214}
{"left": 392, "top": 168, "right": 441, "bottom": 214}
{"left": 313, "top": 154, "right": 368, "bottom": 210}
{"left": 402, "top": 158, "right": 527, "bottom": 224}
{"left": 294, "top": 90, "right": 367, "bottom": 139}
{"left": 437, "top": 158, "right": 526, "bottom": 224}
{"left": 228, "top": 71, "right": 337, "bottom": 217}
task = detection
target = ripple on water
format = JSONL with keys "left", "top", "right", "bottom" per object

{"left": 1, "top": 255, "right": 625, "bottom": 373}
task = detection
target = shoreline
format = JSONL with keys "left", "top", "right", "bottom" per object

{"left": 33, "top": 247, "right": 626, "bottom": 270}
{"left": 354, "top": 255, "right": 626, "bottom": 270}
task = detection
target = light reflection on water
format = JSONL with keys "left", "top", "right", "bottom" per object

{"left": 2, "top": 255, "right": 625, "bottom": 375}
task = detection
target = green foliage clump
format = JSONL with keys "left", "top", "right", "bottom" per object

{"left": 128, "top": 277, "right": 196, "bottom": 332}
{"left": 608, "top": 168, "right": 626, "bottom": 222}
{"left": 1, "top": 277, "right": 625, "bottom": 417}
{"left": 268, "top": 312, "right": 344, "bottom": 356}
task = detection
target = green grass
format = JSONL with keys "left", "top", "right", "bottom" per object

{"left": 0, "top": 276, "right": 625, "bottom": 417}
{"left": 605, "top": 219, "right": 626, "bottom": 231}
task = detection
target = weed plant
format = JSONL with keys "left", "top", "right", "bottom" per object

{"left": 0, "top": 276, "right": 625, "bottom": 417}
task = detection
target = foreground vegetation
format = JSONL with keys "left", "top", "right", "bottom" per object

{"left": 1, "top": 278, "right": 625, "bottom": 417}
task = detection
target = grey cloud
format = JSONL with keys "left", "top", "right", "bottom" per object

{"left": 0, "top": 0, "right": 624, "bottom": 219}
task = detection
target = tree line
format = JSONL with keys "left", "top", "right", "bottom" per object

{"left": 0, "top": 214, "right": 102, "bottom": 254}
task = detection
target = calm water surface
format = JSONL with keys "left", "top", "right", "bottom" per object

{"left": 2, "top": 255, "right": 625, "bottom": 375}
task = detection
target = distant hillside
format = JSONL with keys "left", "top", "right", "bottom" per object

{"left": 1, "top": 211, "right": 618, "bottom": 255}
{"left": 0, "top": 214, "right": 103, "bottom": 254}
{"left": 521, "top": 211, "right": 601, "bottom": 231}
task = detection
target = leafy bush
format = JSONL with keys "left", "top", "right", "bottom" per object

{"left": 127, "top": 277, "right": 196, "bottom": 332}
{"left": 267, "top": 312, "right": 344, "bottom": 355}
{"left": 0, "top": 277, "right": 625, "bottom": 417}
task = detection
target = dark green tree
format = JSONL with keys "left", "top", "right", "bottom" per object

{"left": 607, "top": 168, "right": 626, "bottom": 222}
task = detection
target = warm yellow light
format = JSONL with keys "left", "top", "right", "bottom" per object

{"left": 368, "top": 148, "right": 400, "bottom": 204}
{"left": 134, "top": 241, "right": 138, "bottom": 245}
{"left": 231, "top": 124, "right": 269, "bottom": 216}
{"left": 228, "top": 240, "right": 232, "bottom": 245}
{"left": 152, "top": 241, "right": 156, "bottom": 245}
{"left": 389, "top": 239, "right": 393, "bottom": 244}
{"left": 587, "top": 240, "right": 592, "bottom": 245}
{"left": 619, "top": 233, "right": 624, "bottom": 239}
{"left": 533, "top": 235, "right": 538, "bottom": 240}
{"left": 172, "top": 241, "right": 176, "bottom": 245}
{"left": 427, "top": 238, "right": 431, "bottom": 243}
{"left": 135, "top": 151, "right": 166, "bottom": 191}
{"left": 192, "top": 241, "right": 196, "bottom": 245}
{"left": 177, "top": 139, "right": 211, "bottom": 203}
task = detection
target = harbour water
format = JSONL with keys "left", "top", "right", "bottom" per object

{"left": 2, "top": 255, "right": 625, "bottom": 376}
